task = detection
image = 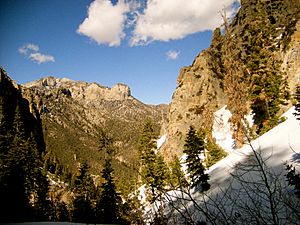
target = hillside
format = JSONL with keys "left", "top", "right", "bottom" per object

{"left": 163, "top": 0, "right": 300, "bottom": 159}
{"left": 0, "top": 69, "right": 168, "bottom": 194}
{"left": 1, "top": 0, "right": 300, "bottom": 223}
{"left": 153, "top": 106, "right": 300, "bottom": 224}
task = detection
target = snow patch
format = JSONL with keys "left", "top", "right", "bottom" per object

{"left": 208, "top": 106, "right": 300, "bottom": 185}
{"left": 212, "top": 106, "right": 235, "bottom": 152}
{"left": 157, "top": 134, "right": 167, "bottom": 149}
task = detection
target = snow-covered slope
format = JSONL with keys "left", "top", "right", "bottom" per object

{"left": 208, "top": 107, "right": 300, "bottom": 187}
{"left": 161, "top": 107, "right": 300, "bottom": 224}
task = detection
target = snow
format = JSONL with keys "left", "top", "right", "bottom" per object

{"left": 148, "top": 107, "right": 300, "bottom": 223}
{"left": 212, "top": 106, "right": 235, "bottom": 152}
{"left": 157, "top": 134, "right": 167, "bottom": 149}
{"left": 209, "top": 106, "right": 300, "bottom": 181}
{"left": 137, "top": 184, "right": 147, "bottom": 204}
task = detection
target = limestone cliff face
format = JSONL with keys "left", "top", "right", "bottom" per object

{"left": 282, "top": 20, "right": 300, "bottom": 94}
{"left": 163, "top": 0, "right": 300, "bottom": 158}
{"left": 163, "top": 51, "right": 227, "bottom": 158}
{"left": 25, "top": 76, "right": 132, "bottom": 102}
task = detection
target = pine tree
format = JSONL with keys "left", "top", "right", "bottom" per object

{"left": 183, "top": 126, "right": 210, "bottom": 190}
{"left": 238, "top": 2, "right": 290, "bottom": 133}
{"left": 0, "top": 137, "right": 51, "bottom": 222}
{"left": 95, "top": 158, "right": 125, "bottom": 224}
{"left": 138, "top": 120, "right": 169, "bottom": 200}
{"left": 286, "top": 164, "right": 300, "bottom": 198}
{"left": 293, "top": 85, "right": 300, "bottom": 120}
{"left": 169, "top": 155, "right": 188, "bottom": 188}
{"left": 206, "top": 140, "right": 227, "bottom": 168}
{"left": 71, "top": 162, "right": 95, "bottom": 223}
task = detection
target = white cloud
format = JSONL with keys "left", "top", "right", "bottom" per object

{"left": 166, "top": 50, "right": 180, "bottom": 60}
{"left": 18, "top": 43, "right": 39, "bottom": 55}
{"left": 77, "top": 0, "right": 129, "bottom": 47}
{"left": 18, "top": 43, "right": 55, "bottom": 64}
{"left": 29, "top": 53, "right": 55, "bottom": 64}
{"left": 130, "top": 0, "right": 240, "bottom": 46}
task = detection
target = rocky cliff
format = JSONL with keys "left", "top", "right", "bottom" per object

{"left": 163, "top": 0, "right": 300, "bottom": 158}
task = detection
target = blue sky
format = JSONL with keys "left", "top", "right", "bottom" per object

{"left": 0, "top": 0, "right": 239, "bottom": 104}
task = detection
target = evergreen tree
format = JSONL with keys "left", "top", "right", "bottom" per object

{"left": 286, "top": 164, "right": 300, "bottom": 198}
{"left": 293, "top": 85, "right": 300, "bottom": 121}
{"left": 95, "top": 133, "right": 129, "bottom": 224}
{"left": 138, "top": 120, "right": 169, "bottom": 201}
{"left": 169, "top": 155, "right": 188, "bottom": 188}
{"left": 71, "top": 162, "right": 95, "bottom": 223}
{"left": 183, "top": 126, "right": 210, "bottom": 190}
{"left": 54, "top": 201, "right": 69, "bottom": 221}
{"left": 238, "top": 2, "right": 290, "bottom": 133}
{"left": 95, "top": 158, "right": 126, "bottom": 224}
{"left": 206, "top": 140, "right": 227, "bottom": 168}
{"left": 0, "top": 136, "right": 51, "bottom": 222}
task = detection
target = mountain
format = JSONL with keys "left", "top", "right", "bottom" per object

{"left": 162, "top": 0, "right": 300, "bottom": 159}
{"left": 147, "top": 107, "right": 300, "bottom": 224}
{"left": 0, "top": 69, "right": 168, "bottom": 193}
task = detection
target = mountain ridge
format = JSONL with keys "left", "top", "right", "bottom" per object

{"left": 0, "top": 67, "right": 168, "bottom": 194}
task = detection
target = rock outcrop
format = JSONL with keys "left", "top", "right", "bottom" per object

{"left": 163, "top": 0, "right": 300, "bottom": 158}
{"left": 163, "top": 51, "right": 227, "bottom": 158}
{"left": 25, "top": 76, "right": 132, "bottom": 102}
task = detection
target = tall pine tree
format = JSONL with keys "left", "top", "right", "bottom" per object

{"left": 95, "top": 132, "right": 129, "bottom": 224}
{"left": 183, "top": 126, "right": 210, "bottom": 191}
{"left": 138, "top": 120, "right": 169, "bottom": 201}
{"left": 95, "top": 158, "right": 125, "bottom": 224}
{"left": 71, "top": 162, "right": 95, "bottom": 223}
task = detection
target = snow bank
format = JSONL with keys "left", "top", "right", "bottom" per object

{"left": 208, "top": 107, "right": 300, "bottom": 186}
{"left": 212, "top": 106, "right": 235, "bottom": 152}
{"left": 157, "top": 134, "right": 167, "bottom": 149}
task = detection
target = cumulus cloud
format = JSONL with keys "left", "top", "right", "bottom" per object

{"left": 29, "top": 53, "right": 55, "bottom": 64}
{"left": 130, "top": 0, "right": 240, "bottom": 46}
{"left": 77, "top": 0, "right": 129, "bottom": 47}
{"left": 166, "top": 50, "right": 180, "bottom": 60}
{"left": 19, "top": 43, "right": 55, "bottom": 64}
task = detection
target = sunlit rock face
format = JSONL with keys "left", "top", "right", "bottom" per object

{"left": 162, "top": 0, "right": 300, "bottom": 159}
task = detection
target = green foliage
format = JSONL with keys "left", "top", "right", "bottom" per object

{"left": 286, "top": 164, "right": 300, "bottom": 198}
{"left": 206, "top": 140, "right": 227, "bottom": 168}
{"left": 169, "top": 155, "right": 188, "bottom": 188}
{"left": 120, "top": 195, "right": 145, "bottom": 224}
{"left": 138, "top": 120, "right": 169, "bottom": 201}
{"left": 95, "top": 158, "right": 128, "bottom": 224}
{"left": 0, "top": 136, "right": 51, "bottom": 222}
{"left": 293, "top": 85, "right": 300, "bottom": 121}
{"left": 183, "top": 126, "right": 210, "bottom": 190}
{"left": 71, "top": 162, "right": 95, "bottom": 223}
{"left": 235, "top": 1, "right": 291, "bottom": 134}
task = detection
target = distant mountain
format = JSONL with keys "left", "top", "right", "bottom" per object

{"left": 0, "top": 69, "right": 168, "bottom": 194}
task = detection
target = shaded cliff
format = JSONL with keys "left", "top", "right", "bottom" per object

{"left": 0, "top": 68, "right": 45, "bottom": 153}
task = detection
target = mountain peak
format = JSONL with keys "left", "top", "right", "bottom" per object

{"left": 24, "top": 76, "right": 132, "bottom": 102}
